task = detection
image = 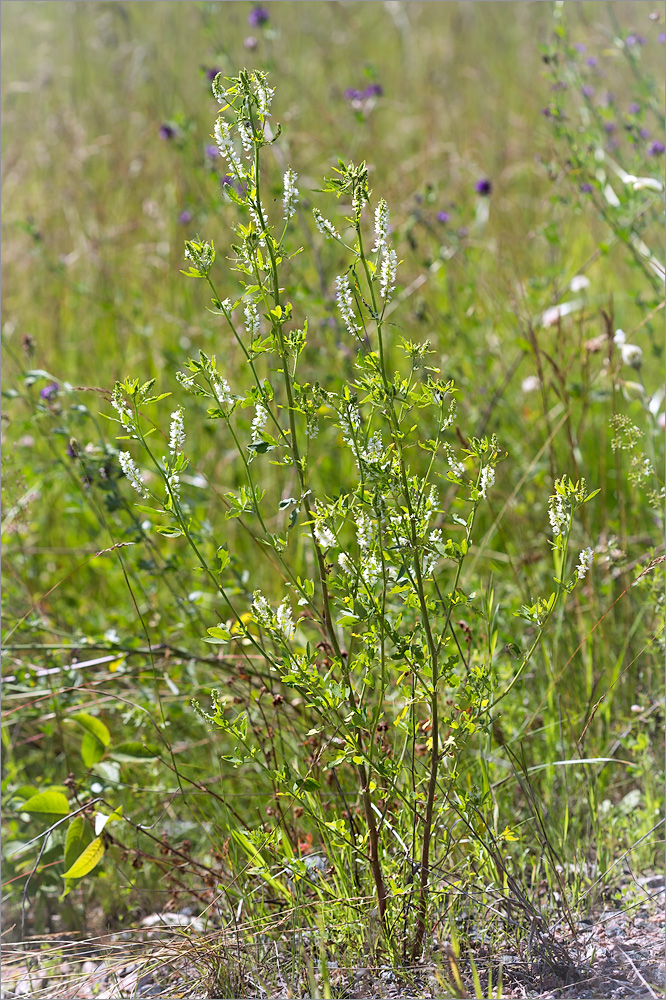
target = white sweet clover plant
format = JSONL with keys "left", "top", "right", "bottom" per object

{"left": 108, "top": 70, "right": 598, "bottom": 954}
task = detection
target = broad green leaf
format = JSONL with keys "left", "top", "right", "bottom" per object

{"left": 22, "top": 790, "right": 70, "bottom": 817}
{"left": 72, "top": 713, "right": 111, "bottom": 748}
{"left": 64, "top": 816, "right": 93, "bottom": 871}
{"left": 81, "top": 730, "right": 106, "bottom": 768}
{"left": 110, "top": 742, "right": 160, "bottom": 762}
{"left": 61, "top": 837, "right": 104, "bottom": 879}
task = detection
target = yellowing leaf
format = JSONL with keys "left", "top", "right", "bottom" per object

{"left": 62, "top": 837, "right": 104, "bottom": 879}
{"left": 22, "top": 790, "right": 70, "bottom": 816}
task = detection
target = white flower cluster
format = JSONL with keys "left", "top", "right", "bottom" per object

{"left": 338, "top": 551, "right": 354, "bottom": 575}
{"left": 335, "top": 273, "right": 359, "bottom": 335}
{"left": 214, "top": 117, "right": 243, "bottom": 175}
{"left": 443, "top": 443, "right": 465, "bottom": 480}
{"left": 251, "top": 591, "right": 296, "bottom": 641}
{"left": 313, "top": 208, "right": 340, "bottom": 240}
{"left": 478, "top": 465, "right": 495, "bottom": 498}
{"left": 211, "top": 374, "right": 234, "bottom": 407}
{"left": 254, "top": 75, "right": 274, "bottom": 116}
{"left": 251, "top": 403, "right": 268, "bottom": 440}
{"left": 118, "top": 451, "right": 148, "bottom": 498}
{"left": 355, "top": 510, "right": 373, "bottom": 550}
{"left": 361, "top": 554, "right": 381, "bottom": 587}
{"left": 166, "top": 470, "right": 181, "bottom": 501}
{"left": 168, "top": 408, "right": 186, "bottom": 454}
{"left": 372, "top": 198, "right": 389, "bottom": 253}
{"left": 548, "top": 489, "right": 569, "bottom": 537}
{"left": 237, "top": 119, "right": 254, "bottom": 155}
{"left": 248, "top": 201, "right": 268, "bottom": 246}
{"left": 576, "top": 546, "right": 594, "bottom": 580}
{"left": 313, "top": 503, "right": 336, "bottom": 549}
{"left": 282, "top": 168, "right": 299, "bottom": 221}
{"left": 111, "top": 388, "right": 133, "bottom": 431}
{"left": 379, "top": 248, "right": 397, "bottom": 301}
{"left": 244, "top": 300, "right": 260, "bottom": 337}
{"left": 276, "top": 599, "right": 296, "bottom": 640}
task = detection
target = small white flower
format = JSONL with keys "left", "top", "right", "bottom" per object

{"left": 244, "top": 299, "right": 260, "bottom": 337}
{"left": 541, "top": 299, "right": 584, "bottom": 327}
{"left": 361, "top": 554, "right": 381, "bottom": 587}
{"left": 372, "top": 198, "right": 390, "bottom": 253}
{"left": 282, "top": 168, "right": 299, "bottom": 221}
{"left": 111, "top": 392, "right": 134, "bottom": 431}
{"left": 478, "top": 465, "right": 495, "bottom": 498}
{"left": 251, "top": 403, "right": 268, "bottom": 440}
{"left": 569, "top": 275, "right": 590, "bottom": 293}
{"left": 248, "top": 201, "right": 268, "bottom": 246}
{"left": 335, "top": 273, "right": 359, "bottom": 335}
{"left": 379, "top": 248, "right": 397, "bottom": 300}
{"left": 118, "top": 451, "right": 149, "bottom": 498}
{"left": 620, "top": 343, "right": 643, "bottom": 368}
{"left": 613, "top": 328, "right": 626, "bottom": 346}
{"left": 276, "top": 599, "right": 295, "bottom": 640}
{"left": 253, "top": 74, "right": 274, "bottom": 116}
{"left": 168, "top": 408, "right": 186, "bottom": 454}
{"left": 166, "top": 471, "right": 181, "bottom": 501}
{"left": 521, "top": 375, "right": 540, "bottom": 394}
{"left": 576, "top": 547, "right": 594, "bottom": 580}
{"left": 313, "top": 208, "right": 340, "bottom": 240}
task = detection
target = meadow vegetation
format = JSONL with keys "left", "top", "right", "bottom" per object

{"left": 1, "top": 2, "right": 664, "bottom": 997}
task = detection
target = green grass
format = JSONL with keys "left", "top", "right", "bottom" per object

{"left": 2, "top": 2, "right": 664, "bottom": 996}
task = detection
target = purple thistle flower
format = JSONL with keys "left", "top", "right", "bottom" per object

{"left": 640, "top": 127, "right": 651, "bottom": 140}
{"left": 40, "top": 382, "right": 59, "bottom": 401}
{"left": 344, "top": 87, "right": 363, "bottom": 101}
{"left": 580, "top": 183, "right": 594, "bottom": 193}
{"left": 205, "top": 144, "right": 218, "bottom": 159}
{"left": 628, "top": 102, "right": 641, "bottom": 115}
{"left": 581, "top": 84, "right": 595, "bottom": 98}
{"left": 585, "top": 56, "right": 598, "bottom": 68}
{"left": 205, "top": 66, "right": 222, "bottom": 82}
{"left": 178, "top": 210, "right": 193, "bottom": 225}
{"left": 66, "top": 441, "right": 78, "bottom": 459}
{"left": 436, "top": 210, "right": 450, "bottom": 224}
{"left": 625, "top": 33, "right": 646, "bottom": 47}
{"left": 220, "top": 174, "right": 233, "bottom": 187}
{"left": 603, "top": 121, "right": 617, "bottom": 134}
{"left": 159, "top": 123, "right": 176, "bottom": 140}
{"left": 363, "top": 83, "right": 383, "bottom": 98}
{"left": 474, "top": 178, "right": 492, "bottom": 196}
{"left": 248, "top": 5, "right": 269, "bottom": 27}
{"left": 648, "top": 140, "right": 665, "bottom": 155}
{"left": 573, "top": 42, "right": 586, "bottom": 53}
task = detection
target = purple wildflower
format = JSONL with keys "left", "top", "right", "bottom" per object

{"left": 220, "top": 174, "right": 233, "bottom": 187}
{"left": 580, "top": 183, "right": 594, "bottom": 193}
{"left": 344, "top": 87, "right": 363, "bottom": 101}
{"left": 573, "top": 42, "right": 586, "bottom": 53}
{"left": 586, "top": 56, "right": 598, "bottom": 68}
{"left": 40, "top": 382, "right": 59, "bottom": 401}
{"left": 436, "top": 210, "right": 450, "bottom": 224}
{"left": 628, "top": 102, "right": 641, "bottom": 115}
{"left": 625, "top": 33, "right": 646, "bottom": 47}
{"left": 640, "top": 127, "right": 651, "bottom": 140}
{"left": 458, "top": 226, "right": 469, "bottom": 238}
{"left": 179, "top": 210, "right": 193, "bottom": 225}
{"left": 648, "top": 140, "right": 665, "bottom": 155}
{"left": 244, "top": 35, "right": 258, "bottom": 50}
{"left": 66, "top": 441, "right": 78, "bottom": 459}
{"left": 581, "top": 84, "right": 595, "bottom": 99}
{"left": 205, "top": 144, "right": 218, "bottom": 159}
{"left": 205, "top": 66, "right": 222, "bottom": 82}
{"left": 659, "top": 33, "right": 665, "bottom": 44}
{"left": 603, "top": 122, "right": 617, "bottom": 134}
{"left": 363, "top": 83, "right": 383, "bottom": 98}
{"left": 474, "top": 178, "right": 492, "bottom": 196}
{"left": 248, "top": 5, "right": 269, "bottom": 27}
{"left": 159, "top": 123, "right": 176, "bottom": 140}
